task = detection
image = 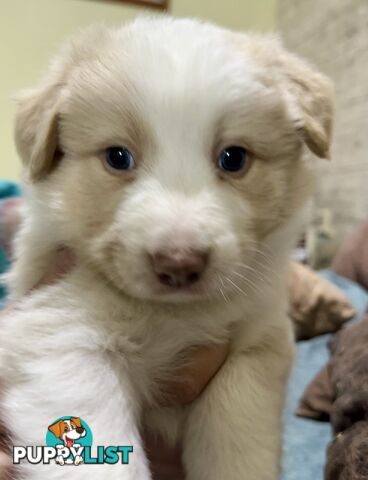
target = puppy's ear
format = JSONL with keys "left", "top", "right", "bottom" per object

{"left": 70, "top": 417, "right": 82, "bottom": 428}
{"left": 276, "top": 47, "right": 334, "bottom": 159}
{"left": 15, "top": 84, "right": 61, "bottom": 182}
{"left": 240, "top": 35, "right": 334, "bottom": 159}
{"left": 48, "top": 420, "right": 63, "bottom": 439}
{"left": 14, "top": 24, "right": 112, "bottom": 182}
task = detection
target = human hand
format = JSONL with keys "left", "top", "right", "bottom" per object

{"left": 144, "top": 342, "right": 229, "bottom": 480}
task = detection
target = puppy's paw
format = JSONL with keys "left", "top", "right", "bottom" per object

{"left": 56, "top": 455, "right": 65, "bottom": 465}
{"left": 74, "top": 455, "right": 83, "bottom": 465}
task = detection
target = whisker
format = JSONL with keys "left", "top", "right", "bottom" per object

{"left": 218, "top": 285, "right": 228, "bottom": 303}
{"left": 224, "top": 276, "right": 248, "bottom": 298}
{"left": 233, "top": 262, "right": 270, "bottom": 283}
{"left": 232, "top": 271, "right": 264, "bottom": 297}
{"left": 240, "top": 243, "right": 275, "bottom": 267}
{"left": 217, "top": 275, "right": 229, "bottom": 303}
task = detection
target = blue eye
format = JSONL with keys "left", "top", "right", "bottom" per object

{"left": 218, "top": 147, "right": 247, "bottom": 173}
{"left": 105, "top": 147, "right": 135, "bottom": 171}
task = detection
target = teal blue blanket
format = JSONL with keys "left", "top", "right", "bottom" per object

{"left": 0, "top": 181, "right": 21, "bottom": 305}
{"left": 282, "top": 272, "right": 368, "bottom": 480}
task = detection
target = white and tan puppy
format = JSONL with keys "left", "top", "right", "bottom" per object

{"left": 48, "top": 418, "right": 86, "bottom": 465}
{"left": 0, "top": 17, "right": 333, "bottom": 480}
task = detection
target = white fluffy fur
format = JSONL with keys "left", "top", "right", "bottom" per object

{"left": 0, "top": 16, "right": 333, "bottom": 480}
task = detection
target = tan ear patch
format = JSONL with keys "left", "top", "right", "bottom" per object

{"left": 233, "top": 33, "right": 334, "bottom": 160}
{"left": 14, "top": 24, "right": 112, "bottom": 183}
{"left": 70, "top": 417, "right": 82, "bottom": 428}
{"left": 14, "top": 87, "right": 61, "bottom": 182}
{"left": 48, "top": 420, "right": 65, "bottom": 439}
{"left": 282, "top": 52, "right": 334, "bottom": 160}
{"left": 286, "top": 70, "right": 334, "bottom": 160}
{"left": 28, "top": 109, "right": 60, "bottom": 181}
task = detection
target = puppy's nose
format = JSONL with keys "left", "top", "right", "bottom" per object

{"left": 151, "top": 248, "right": 208, "bottom": 288}
{"left": 76, "top": 427, "right": 84, "bottom": 434}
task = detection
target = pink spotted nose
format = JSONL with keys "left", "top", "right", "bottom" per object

{"left": 150, "top": 248, "right": 209, "bottom": 288}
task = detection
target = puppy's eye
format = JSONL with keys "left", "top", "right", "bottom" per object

{"left": 64, "top": 426, "right": 69, "bottom": 432}
{"left": 218, "top": 147, "right": 247, "bottom": 173}
{"left": 105, "top": 147, "right": 135, "bottom": 171}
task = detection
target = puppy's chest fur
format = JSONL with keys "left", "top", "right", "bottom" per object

{"left": 5, "top": 266, "right": 242, "bottom": 394}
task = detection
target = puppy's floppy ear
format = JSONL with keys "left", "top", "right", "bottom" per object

{"left": 48, "top": 420, "right": 63, "bottom": 439}
{"left": 15, "top": 83, "right": 62, "bottom": 182}
{"left": 276, "top": 46, "right": 334, "bottom": 159}
{"left": 240, "top": 34, "right": 334, "bottom": 159}
{"left": 14, "top": 24, "right": 112, "bottom": 182}
{"left": 70, "top": 417, "right": 82, "bottom": 428}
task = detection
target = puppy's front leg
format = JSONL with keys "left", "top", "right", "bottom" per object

{"left": 183, "top": 326, "right": 293, "bottom": 480}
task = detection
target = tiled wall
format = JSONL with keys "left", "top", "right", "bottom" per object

{"left": 278, "top": 0, "right": 368, "bottom": 242}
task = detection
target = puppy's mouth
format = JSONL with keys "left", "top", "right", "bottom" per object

{"left": 65, "top": 437, "right": 74, "bottom": 448}
{"left": 153, "top": 280, "right": 206, "bottom": 301}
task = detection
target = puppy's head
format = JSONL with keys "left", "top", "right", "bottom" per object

{"left": 15, "top": 18, "right": 334, "bottom": 302}
{"left": 48, "top": 418, "right": 85, "bottom": 445}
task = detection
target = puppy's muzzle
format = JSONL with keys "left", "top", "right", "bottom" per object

{"left": 150, "top": 248, "right": 209, "bottom": 288}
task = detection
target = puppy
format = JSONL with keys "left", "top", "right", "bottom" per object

{"left": 48, "top": 418, "right": 86, "bottom": 465}
{"left": 0, "top": 16, "right": 333, "bottom": 480}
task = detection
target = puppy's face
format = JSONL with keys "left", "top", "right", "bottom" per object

{"left": 48, "top": 418, "right": 85, "bottom": 446}
{"left": 16, "top": 18, "right": 334, "bottom": 302}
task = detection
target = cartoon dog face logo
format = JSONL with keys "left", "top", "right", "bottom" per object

{"left": 48, "top": 417, "right": 86, "bottom": 448}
